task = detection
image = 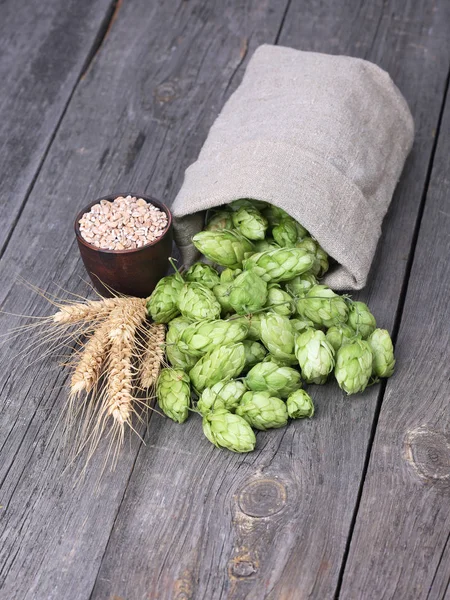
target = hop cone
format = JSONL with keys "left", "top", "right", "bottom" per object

{"left": 335, "top": 339, "right": 373, "bottom": 394}
{"left": 315, "top": 245, "right": 329, "bottom": 277}
{"left": 326, "top": 324, "right": 356, "bottom": 352}
{"left": 189, "top": 343, "right": 245, "bottom": 392}
{"left": 229, "top": 271, "right": 268, "bottom": 314}
{"left": 205, "top": 210, "right": 233, "bottom": 232}
{"left": 348, "top": 301, "right": 377, "bottom": 339}
{"left": 272, "top": 217, "right": 298, "bottom": 247}
{"left": 146, "top": 274, "right": 183, "bottom": 323}
{"left": 246, "top": 313, "right": 262, "bottom": 341}
{"left": 291, "top": 317, "right": 315, "bottom": 335}
{"left": 166, "top": 317, "right": 197, "bottom": 370}
{"left": 178, "top": 318, "right": 249, "bottom": 357}
{"left": 295, "top": 221, "right": 309, "bottom": 239}
{"left": 212, "top": 283, "right": 232, "bottom": 314}
{"left": 296, "top": 285, "right": 349, "bottom": 328}
{"left": 232, "top": 207, "right": 268, "bottom": 241}
{"left": 284, "top": 273, "right": 317, "bottom": 297}
{"left": 156, "top": 368, "right": 191, "bottom": 423}
{"left": 265, "top": 283, "right": 295, "bottom": 316}
{"left": 202, "top": 408, "right": 256, "bottom": 452}
{"left": 253, "top": 238, "right": 279, "bottom": 253}
{"left": 220, "top": 268, "right": 242, "bottom": 283}
{"left": 242, "top": 340, "right": 267, "bottom": 371}
{"left": 185, "top": 262, "right": 220, "bottom": 289}
{"left": 287, "top": 389, "right": 314, "bottom": 419}
{"left": 368, "top": 329, "right": 395, "bottom": 378}
{"left": 295, "top": 237, "right": 328, "bottom": 277}
{"left": 178, "top": 282, "right": 221, "bottom": 321}
{"left": 295, "top": 329, "right": 335, "bottom": 384}
{"left": 260, "top": 313, "right": 296, "bottom": 364}
{"left": 236, "top": 391, "right": 288, "bottom": 430}
{"left": 229, "top": 198, "right": 267, "bottom": 212}
{"left": 246, "top": 360, "right": 302, "bottom": 398}
{"left": 197, "top": 379, "right": 247, "bottom": 415}
{"left": 263, "top": 205, "right": 290, "bottom": 227}
{"left": 243, "top": 247, "right": 313, "bottom": 283}
{"left": 192, "top": 230, "right": 253, "bottom": 269}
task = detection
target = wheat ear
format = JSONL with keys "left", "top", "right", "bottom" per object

{"left": 140, "top": 323, "right": 165, "bottom": 389}
{"left": 69, "top": 321, "right": 111, "bottom": 397}
{"left": 53, "top": 296, "right": 129, "bottom": 325}
{"left": 103, "top": 298, "right": 147, "bottom": 427}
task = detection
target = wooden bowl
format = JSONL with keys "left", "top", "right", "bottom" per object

{"left": 74, "top": 193, "right": 173, "bottom": 298}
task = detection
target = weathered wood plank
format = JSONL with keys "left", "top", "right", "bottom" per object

{"left": 339, "top": 84, "right": 450, "bottom": 600}
{"left": 90, "top": 1, "right": 450, "bottom": 599}
{"left": 0, "top": 0, "right": 116, "bottom": 253}
{"left": 0, "top": 1, "right": 291, "bottom": 599}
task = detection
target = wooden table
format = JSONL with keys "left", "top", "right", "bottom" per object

{"left": 0, "top": 1, "right": 449, "bottom": 598}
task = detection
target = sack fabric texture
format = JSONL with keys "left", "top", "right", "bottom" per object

{"left": 172, "top": 44, "right": 414, "bottom": 290}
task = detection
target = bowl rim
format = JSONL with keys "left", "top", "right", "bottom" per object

{"left": 74, "top": 193, "right": 173, "bottom": 255}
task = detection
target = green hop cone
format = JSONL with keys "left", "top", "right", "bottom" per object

{"left": 348, "top": 301, "right": 377, "bottom": 339}
{"left": 295, "top": 221, "right": 309, "bottom": 240}
{"left": 368, "top": 328, "right": 395, "bottom": 378}
{"left": 260, "top": 313, "right": 296, "bottom": 364}
{"left": 246, "top": 313, "right": 262, "bottom": 341}
{"left": 165, "top": 317, "right": 197, "bottom": 370}
{"left": 326, "top": 324, "right": 356, "bottom": 352}
{"left": 156, "top": 368, "right": 191, "bottom": 423}
{"left": 232, "top": 207, "right": 268, "bottom": 241}
{"left": 290, "top": 317, "right": 316, "bottom": 335}
{"left": 212, "top": 283, "right": 233, "bottom": 315}
{"left": 284, "top": 273, "right": 318, "bottom": 297}
{"left": 229, "top": 198, "right": 268, "bottom": 212}
{"left": 189, "top": 343, "right": 246, "bottom": 392}
{"left": 253, "top": 238, "right": 279, "bottom": 253}
{"left": 146, "top": 274, "right": 183, "bottom": 323}
{"left": 220, "top": 268, "right": 242, "bottom": 283}
{"left": 205, "top": 210, "right": 233, "bottom": 232}
{"left": 265, "top": 283, "right": 295, "bottom": 316}
{"left": 246, "top": 360, "right": 302, "bottom": 398}
{"left": 202, "top": 408, "right": 256, "bottom": 452}
{"left": 296, "top": 284, "right": 349, "bottom": 328}
{"left": 229, "top": 271, "right": 268, "bottom": 315}
{"left": 236, "top": 391, "right": 288, "bottom": 430}
{"left": 192, "top": 230, "right": 253, "bottom": 269}
{"left": 295, "top": 237, "right": 329, "bottom": 277}
{"left": 286, "top": 389, "right": 314, "bottom": 419}
{"left": 243, "top": 247, "right": 314, "bottom": 283}
{"left": 185, "top": 262, "right": 220, "bottom": 289}
{"left": 272, "top": 217, "right": 298, "bottom": 247}
{"left": 295, "top": 329, "right": 335, "bottom": 384}
{"left": 263, "top": 205, "right": 290, "bottom": 227}
{"left": 178, "top": 282, "right": 221, "bottom": 321}
{"left": 197, "top": 379, "right": 247, "bottom": 415}
{"left": 178, "top": 317, "right": 249, "bottom": 357}
{"left": 335, "top": 339, "right": 373, "bottom": 394}
{"left": 242, "top": 340, "right": 267, "bottom": 371}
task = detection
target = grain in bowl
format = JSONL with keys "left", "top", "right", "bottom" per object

{"left": 78, "top": 195, "right": 168, "bottom": 251}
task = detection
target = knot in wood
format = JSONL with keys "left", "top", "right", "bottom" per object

{"left": 238, "top": 478, "right": 287, "bottom": 517}
{"left": 229, "top": 559, "right": 258, "bottom": 578}
{"left": 154, "top": 81, "right": 178, "bottom": 104}
{"left": 405, "top": 427, "right": 450, "bottom": 481}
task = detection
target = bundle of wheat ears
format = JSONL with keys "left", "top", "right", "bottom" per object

{"left": 11, "top": 289, "right": 167, "bottom": 467}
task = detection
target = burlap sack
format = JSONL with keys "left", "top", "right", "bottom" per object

{"left": 172, "top": 45, "right": 414, "bottom": 290}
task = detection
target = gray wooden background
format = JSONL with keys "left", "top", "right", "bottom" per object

{"left": 0, "top": 0, "right": 449, "bottom": 598}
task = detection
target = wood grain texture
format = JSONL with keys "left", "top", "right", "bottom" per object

{"left": 0, "top": 0, "right": 115, "bottom": 254}
{"left": 89, "top": 1, "right": 450, "bottom": 599}
{"left": 339, "top": 85, "right": 450, "bottom": 600}
{"left": 0, "top": 1, "right": 290, "bottom": 599}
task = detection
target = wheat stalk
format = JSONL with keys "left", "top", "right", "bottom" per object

{"left": 103, "top": 298, "right": 147, "bottom": 426}
{"left": 140, "top": 323, "right": 165, "bottom": 389}
{"left": 69, "top": 321, "right": 111, "bottom": 397}
{"left": 53, "top": 296, "right": 129, "bottom": 325}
